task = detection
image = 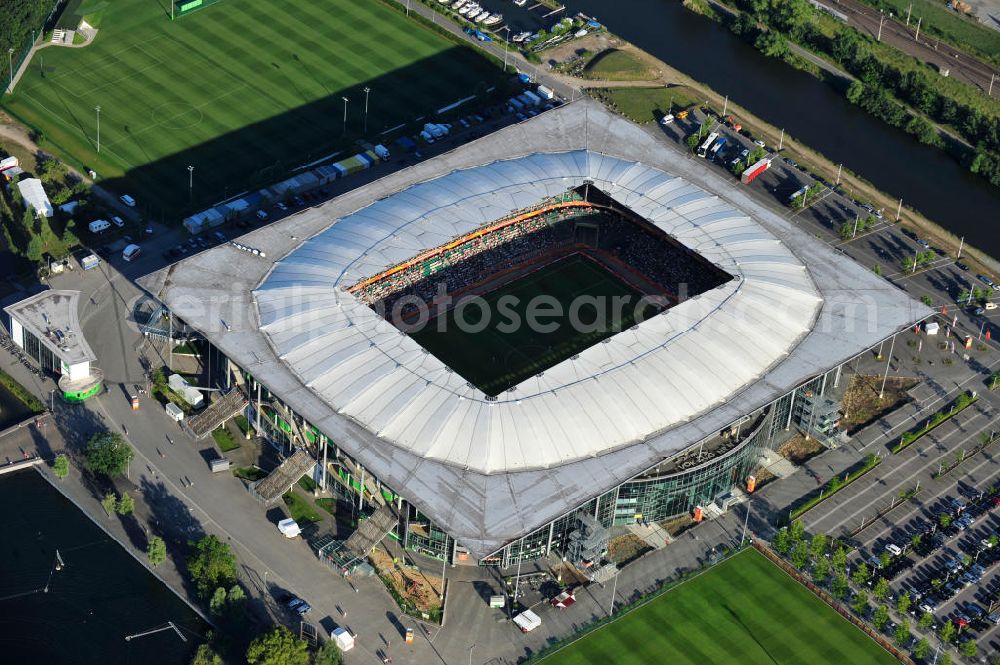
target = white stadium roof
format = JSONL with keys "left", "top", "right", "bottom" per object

{"left": 255, "top": 151, "right": 822, "bottom": 473}
{"left": 139, "top": 99, "right": 928, "bottom": 557}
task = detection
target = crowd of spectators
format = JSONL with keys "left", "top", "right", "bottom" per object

{"left": 353, "top": 195, "right": 731, "bottom": 324}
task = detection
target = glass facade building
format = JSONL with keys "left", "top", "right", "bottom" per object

{"left": 224, "top": 343, "right": 847, "bottom": 567}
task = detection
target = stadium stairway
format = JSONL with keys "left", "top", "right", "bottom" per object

{"left": 249, "top": 448, "right": 315, "bottom": 505}
{"left": 343, "top": 503, "right": 399, "bottom": 559}
{"left": 185, "top": 388, "right": 249, "bottom": 439}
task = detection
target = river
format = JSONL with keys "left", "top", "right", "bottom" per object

{"left": 0, "top": 470, "right": 206, "bottom": 664}
{"left": 541, "top": 0, "right": 1000, "bottom": 257}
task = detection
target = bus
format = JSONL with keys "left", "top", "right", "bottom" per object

{"left": 708, "top": 136, "right": 728, "bottom": 160}
{"left": 697, "top": 131, "right": 719, "bottom": 158}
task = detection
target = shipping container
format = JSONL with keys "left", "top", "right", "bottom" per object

{"left": 741, "top": 158, "right": 771, "bottom": 184}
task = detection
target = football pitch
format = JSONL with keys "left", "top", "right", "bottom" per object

{"left": 2, "top": 0, "right": 500, "bottom": 212}
{"left": 409, "top": 254, "right": 657, "bottom": 395}
{"left": 540, "top": 549, "right": 898, "bottom": 665}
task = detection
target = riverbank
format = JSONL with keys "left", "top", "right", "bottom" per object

{"left": 551, "top": 37, "right": 1000, "bottom": 277}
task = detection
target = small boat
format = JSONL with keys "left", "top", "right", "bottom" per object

{"left": 452, "top": 0, "right": 467, "bottom": 7}
{"left": 476, "top": 12, "right": 491, "bottom": 22}
{"left": 437, "top": 0, "right": 450, "bottom": 4}
{"left": 512, "top": 30, "right": 531, "bottom": 42}
{"left": 467, "top": 7, "right": 484, "bottom": 19}
{"left": 459, "top": 3, "right": 476, "bottom": 15}
{"left": 513, "top": 0, "right": 527, "bottom": 6}
{"left": 483, "top": 13, "right": 503, "bottom": 25}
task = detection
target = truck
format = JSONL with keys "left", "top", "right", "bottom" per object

{"left": 373, "top": 144, "right": 391, "bottom": 161}
{"left": 787, "top": 185, "right": 809, "bottom": 204}
{"left": 741, "top": 158, "right": 771, "bottom": 184}
{"left": 513, "top": 609, "right": 542, "bottom": 633}
{"left": 536, "top": 84, "right": 555, "bottom": 101}
{"left": 522, "top": 90, "right": 542, "bottom": 107}
{"left": 80, "top": 254, "right": 100, "bottom": 271}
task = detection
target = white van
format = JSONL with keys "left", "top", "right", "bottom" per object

{"left": 122, "top": 243, "right": 141, "bottom": 262}
{"left": 120, "top": 194, "right": 136, "bottom": 207}
{"left": 88, "top": 219, "right": 111, "bottom": 234}
{"left": 111, "top": 215, "right": 125, "bottom": 227}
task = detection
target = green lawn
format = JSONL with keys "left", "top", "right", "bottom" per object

{"left": 409, "top": 252, "right": 655, "bottom": 396}
{"left": 282, "top": 491, "right": 322, "bottom": 523}
{"left": 3, "top": 0, "right": 500, "bottom": 214}
{"left": 593, "top": 86, "right": 700, "bottom": 124}
{"left": 583, "top": 49, "right": 655, "bottom": 81}
{"left": 541, "top": 549, "right": 897, "bottom": 665}
{"left": 211, "top": 426, "right": 239, "bottom": 452}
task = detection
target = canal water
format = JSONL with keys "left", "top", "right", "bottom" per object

{"left": 0, "top": 381, "right": 34, "bottom": 432}
{"left": 0, "top": 470, "right": 206, "bottom": 664}
{"left": 557, "top": 0, "right": 1000, "bottom": 257}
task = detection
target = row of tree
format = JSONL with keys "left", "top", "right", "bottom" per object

{"left": 0, "top": 0, "right": 59, "bottom": 83}
{"left": 77, "top": 432, "right": 342, "bottom": 665}
{"left": 724, "top": 0, "right": 1000, "bottom": 187}
{"left": 772, "top": 521, "right": 977, "bottom": 663}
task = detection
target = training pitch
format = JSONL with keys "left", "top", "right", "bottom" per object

{"left": 541, "top": 549, "right": 898, "bottom": 665}
{"left": 3, "top": 0, "right": 500, "bottom": 211}
{"left": 409, "top": 253, "right": 655, "bottom": 395}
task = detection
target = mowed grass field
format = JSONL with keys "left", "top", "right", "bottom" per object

{"left": 540, "top": 549, "right": 898, "bottom": 665}
{"left": 3, "top": 0, "right": 500, "bottom": 212}
{"left": 410, "top": 253, "right": 650, "bottom": 395}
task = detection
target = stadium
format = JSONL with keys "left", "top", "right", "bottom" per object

{"left": 138, "top": 99, "right": 928, "bottom": 566}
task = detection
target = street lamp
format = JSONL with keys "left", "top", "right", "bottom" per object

{"left": 341, "top": 96, "right": 349, "bottom": 136}
{"left": 468, "top": 644, "right": 475, "bottom": 665}
{"left": 363, "top": 86, "right": 370, "bottom": 135}
{"left": 95, "top": 105, "right": 101, "bottom": 153}
{"left": 187, "top": 165, "right": 194, "bottom": 200}
{"left": 7, "top": 48, "right": 13, "bottom": 92}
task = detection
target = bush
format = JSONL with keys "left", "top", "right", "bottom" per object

{"left": 53, "top": 454, "right": 69, "bottom": 479}
{"left": 187, "top": 535, "right": 237, "bottom": 598}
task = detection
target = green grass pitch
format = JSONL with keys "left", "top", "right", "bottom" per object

{"left": 540, "top": 549, "right": 898, "bottom": 665}
{"left": 3, "top": 0, "right": 500, "bottom": 213}
{"left": 409, "top": 254, "right": 654, "bottom": 396}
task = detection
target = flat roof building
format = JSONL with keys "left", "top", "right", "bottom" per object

{"left": 4, "top": 290, "right": 103, "bottom": 401}
{"left": 139, "top": 99, "right": 929, "bottom": 563}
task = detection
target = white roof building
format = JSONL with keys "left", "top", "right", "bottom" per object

{"left": 17, "top": 178, "right": 53, "bottom": 218}
{"left": 139, "top": 99, "right": 929, "bottom": 557}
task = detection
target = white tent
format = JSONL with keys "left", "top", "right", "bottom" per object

{"left": 18, "top": 178, "right": 53, "bottom": 218}
{"left": 330, "top": 627, "right": 354, "bottom": 651}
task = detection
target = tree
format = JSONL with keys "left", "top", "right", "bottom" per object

{"left": 245, "top": 626, "right": 310, "bottom": 665}
{"left": 852, "top": 591, "right": 869, "bottom": 617}
{"left": 961, "top": 640, "right": 978, "bottom": 658}
{"left": 210, "top": 587, "right": 228, "bottom": 616}
{"left": 812, "top": 556, "right": 830, "bottom": 584}
{"left": 939, "top": 513, "right": 952, "bottom": 528}
{"left": 83, "top": 432, "right": 134, "bottom": 477}
{"left": 894, "top": 619, "right": 909, "bottom": 646}
{"left": 872, "top": 263, "right": 882, "bottom": 276}
{"left": 852, "top": 563, "right": 869, "bottom": 586}
{"left": 873, "top": 577, "right": 890, "bottom": 601}
{"left": 896, "top": 592, "right": 911, "bottom": 616}
{"left": 101, "top": 492, "right": 117, "bottom": 517}
{"left": 227, "top": 584, "right": 246, "bottom": 612}
{"left": 116, "top": 492, "right": 134, "bottom": 516}
{"left": 187, "top": 535, "right": 237, "bottom": 598}
{"left": 148, "top": 536, "right": 166, "bottom": 567}
{"left": 913, "top": 637, "right": 930, "bottom": 660}
{"left": 872, "top": 604, "right": 889, "bottom": 630}
{"left": 939, "top": 620, "right": 955, "bottom": 644}
{"left": 831, "top": 546, "right": 847, "bottom": 573}
{"left": 831, "top": 573, "right": 849, "bottom": 599}
{"left": 789, "top": 520, "right": 805, "bottom": 543}
{"left": 314, "top": 642, "right": 342, "bottom": 665}
{"left": 773, "top": 527, "right": 791, "bottom": 554}
{"left": 839, "top": 221, "right": 853, "bottom": 240}
{"left": 918, "top": 611, "right": 934, "bottom": 630}
{"left": 940, "top": 653, "right": 952, "bottom": 665}
{"left": 191, "top": 643, "right": 222, "bottom": 665}
{"left": 791, "top": 540, "right": 810, "bottom": 569}
{"left": 53, "top": 454, "right": 69, "bottom": 479}
{"left": 846, "top": 80, "right": 865, "bottom": 105}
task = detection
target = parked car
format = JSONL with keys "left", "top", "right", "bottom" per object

{"left": 885, "top": 543, "right": 903, "bottom": 557}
